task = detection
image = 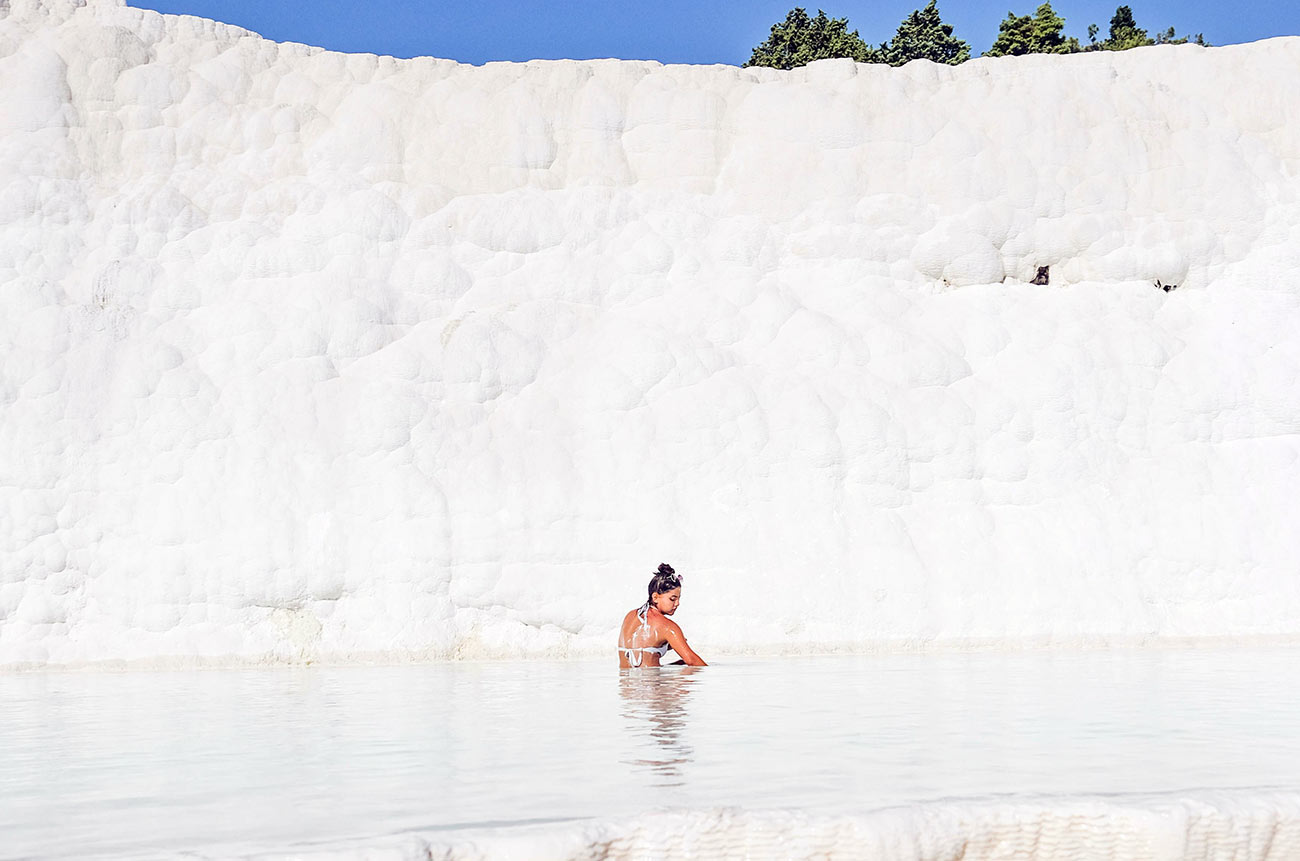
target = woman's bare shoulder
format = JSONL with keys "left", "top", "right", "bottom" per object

{"left": 643, "top": 607, "right": 681, "bottom": 633}
{"left": 658, "top": 615, "right": 685, "bottom": 636}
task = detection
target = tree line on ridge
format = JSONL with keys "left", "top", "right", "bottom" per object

{"left": 745, "top": 2, "right": 1209, "bottom": 70}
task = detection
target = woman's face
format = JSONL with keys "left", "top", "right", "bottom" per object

{"left": 651, "top": 587, "right": 681, "bottom": 615}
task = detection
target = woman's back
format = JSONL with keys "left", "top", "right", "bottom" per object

{"left": 618, "top": 606, "right": 669, "bottom": 668}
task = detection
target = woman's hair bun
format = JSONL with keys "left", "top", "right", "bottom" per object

{"left": 656, "top": 563, "right": 675, "bottom": 576}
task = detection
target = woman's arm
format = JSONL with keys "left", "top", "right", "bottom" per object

{"left": 662, "top": 619, "right": 707, "bottom": 666}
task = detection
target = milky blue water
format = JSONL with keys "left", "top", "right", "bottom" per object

{"left": 3, "top": 648, "right": 1299, "bottom": 858}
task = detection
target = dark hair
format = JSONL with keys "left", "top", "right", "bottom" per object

{"left": 646, "top": 563, "right": 681, "bottom": 602}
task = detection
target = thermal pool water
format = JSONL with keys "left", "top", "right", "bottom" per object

{"left": 3, "top": 647, "right": 1299, "bottom": 859}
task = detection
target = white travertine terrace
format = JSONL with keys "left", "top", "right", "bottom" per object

{"left": 2, "top": 0, "right": 1299, "bottom": 667}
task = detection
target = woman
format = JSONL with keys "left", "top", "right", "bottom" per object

{"left": 618, "top": 563, "right": 707, "bottom": 668}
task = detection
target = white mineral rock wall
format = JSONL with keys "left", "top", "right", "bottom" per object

{"left": 2, "top": 0, "right": 1299, "bottom": 667}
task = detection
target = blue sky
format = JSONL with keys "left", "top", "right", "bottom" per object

{"left": 125, "top": 1, "right": 1297, "bottom": 65}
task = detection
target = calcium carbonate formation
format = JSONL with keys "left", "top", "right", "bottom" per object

{"left": 2, "top": 0, "right": 1299, "bottom": 667}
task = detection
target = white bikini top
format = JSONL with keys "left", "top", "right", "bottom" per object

{"left": 620, "top": 643, "right": 671, "bottom": 667}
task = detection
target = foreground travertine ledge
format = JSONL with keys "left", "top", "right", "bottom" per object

{"left": 219, "top": 792, "right": 1300, "bottom": 860}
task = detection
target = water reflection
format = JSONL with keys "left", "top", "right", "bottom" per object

{"left": 617, "top": 667, "right": 701, "bottom": 787}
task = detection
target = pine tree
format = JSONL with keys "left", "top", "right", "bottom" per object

{"left": 1084, "top": 7, "right": 1210, "bottom": 51}
{"left": 1097, "top": 5, "right": 1154, "bottom": 50}
{"left": 1154, "top": 26, "right": 1210, "bottom": 46}
{"left": 878, "top": 0, "right": 971, "bottom": 66}
{"left": 745, "top": 7, "right": 878, "bottom": 69}
{"left": 985, "top": 2, "right": 1081, "bottom": 57}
